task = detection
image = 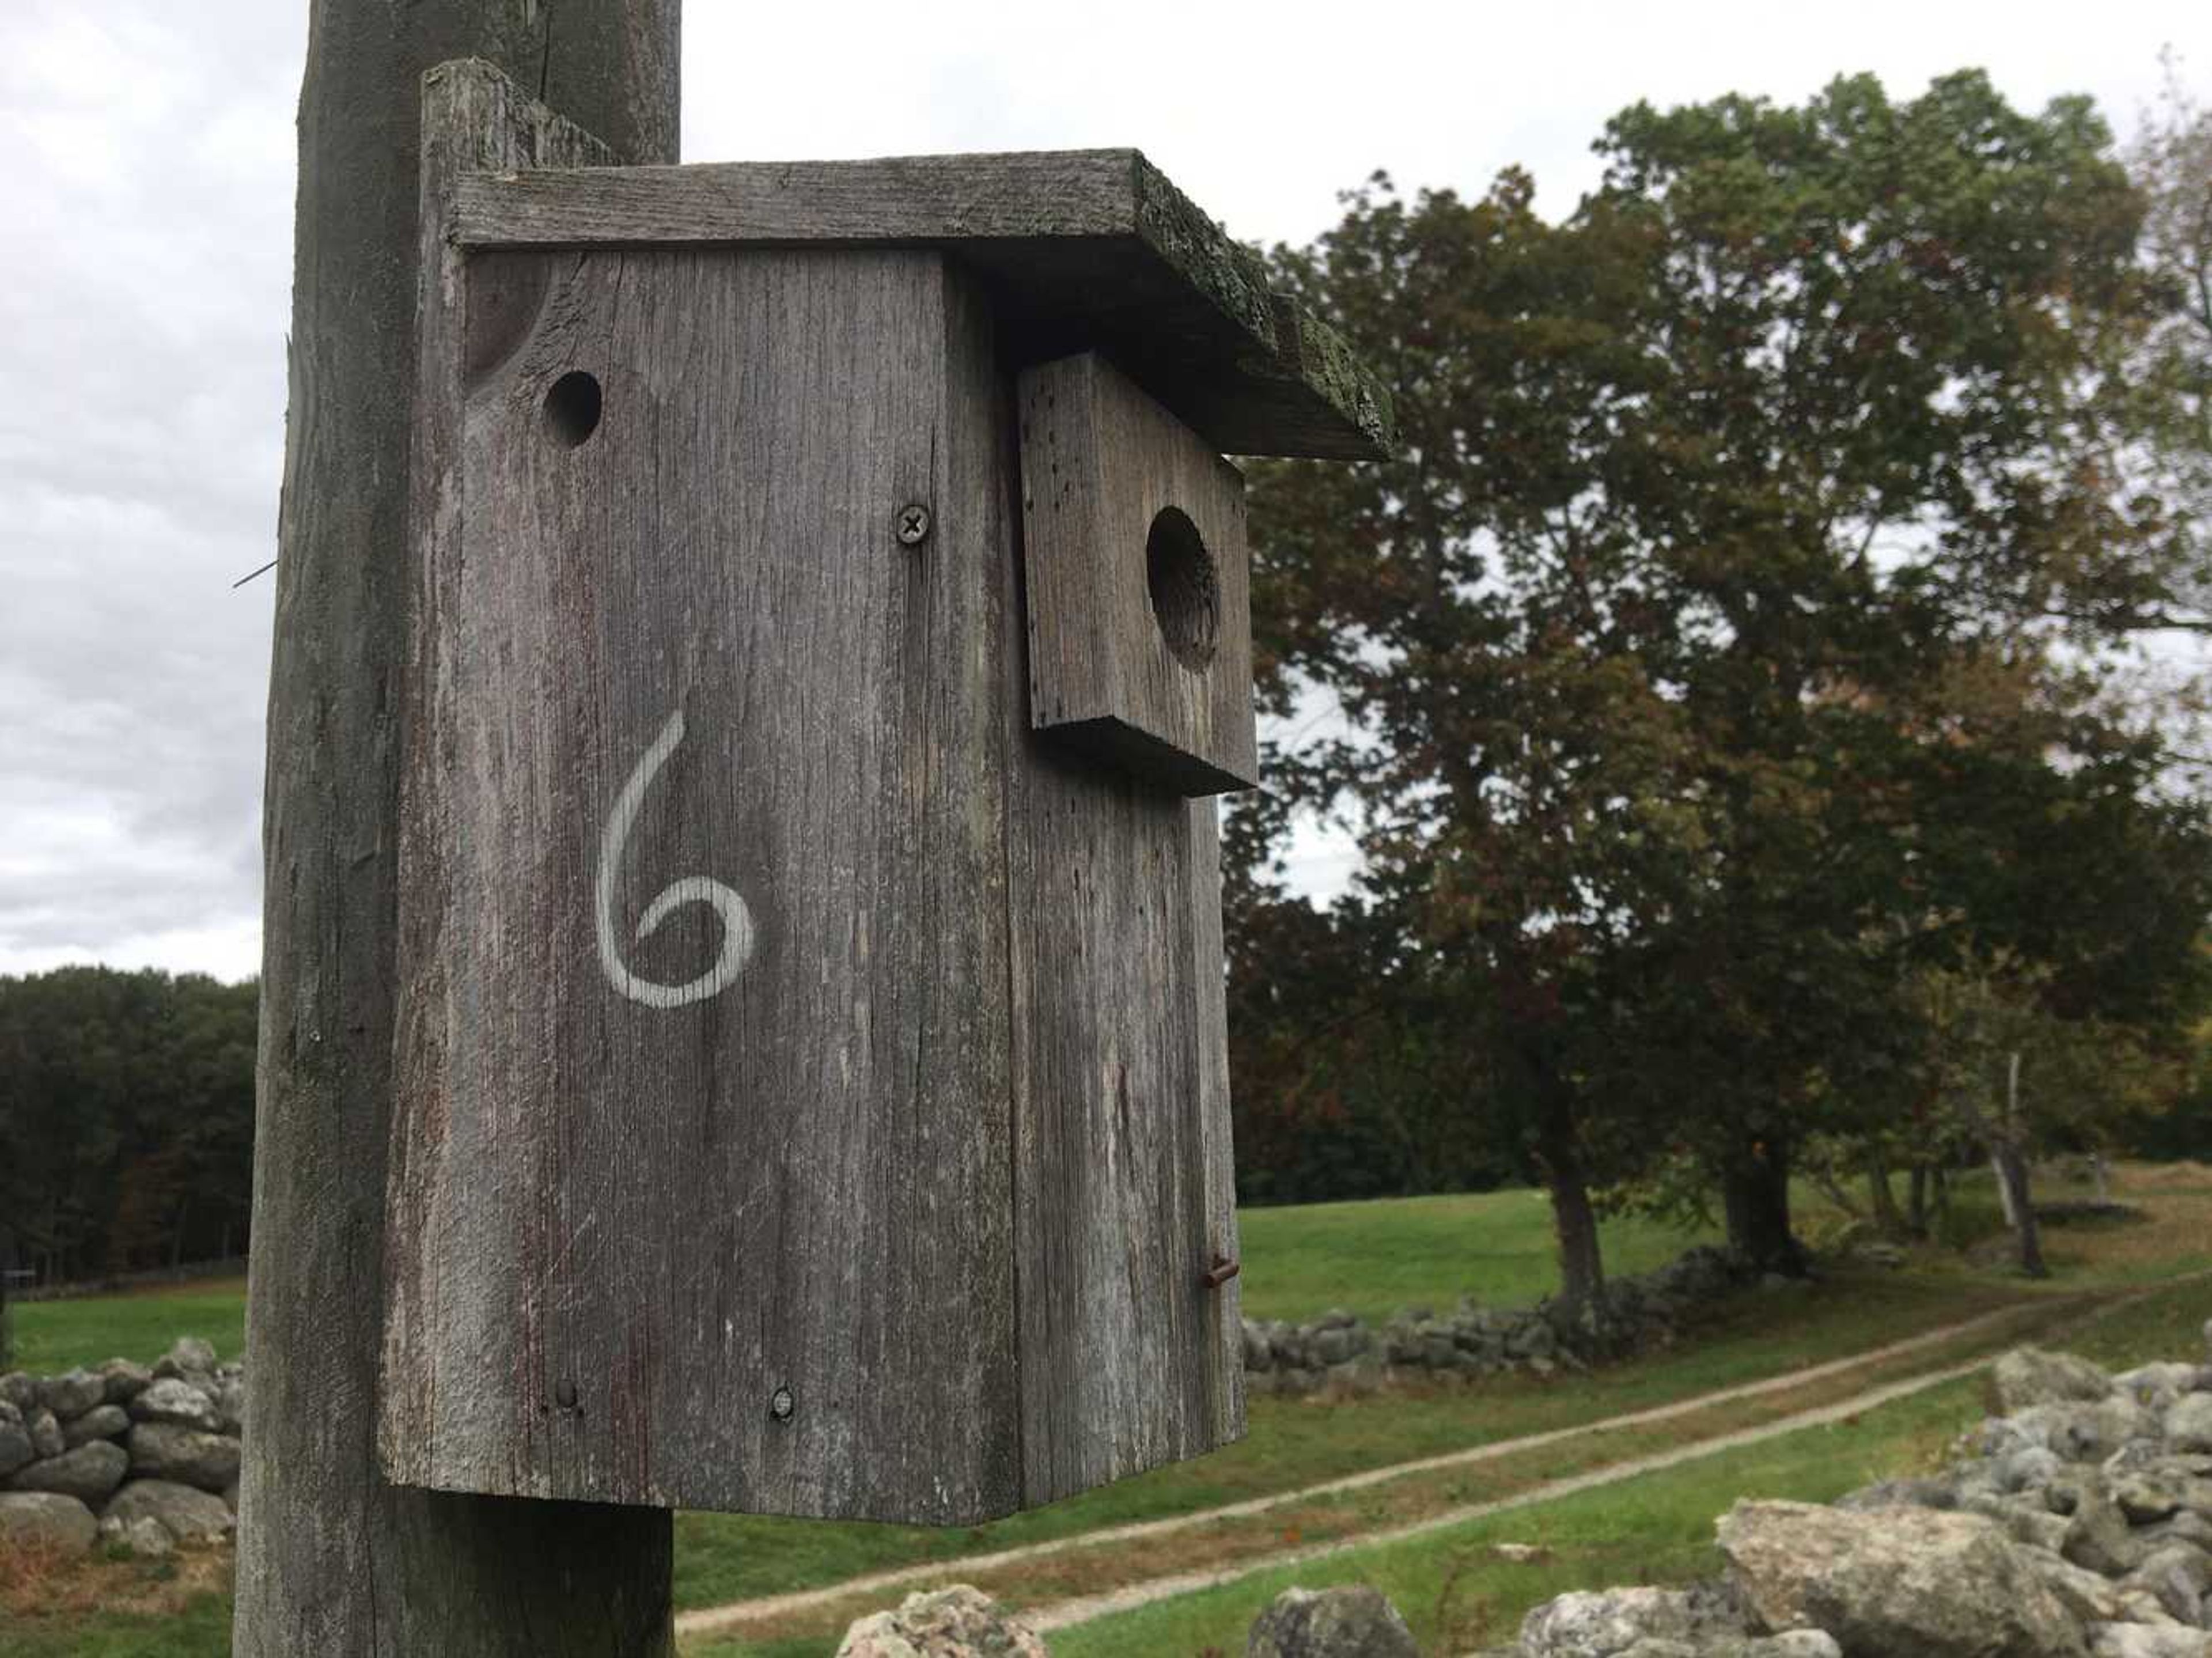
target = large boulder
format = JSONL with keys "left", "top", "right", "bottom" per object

{"left": 1248, "top": 1585, "right": 1419, "bottom": 1657}
{"left": 2066, "top": 1494, "right": 2157, "bottom": 1579}
{"left": 0, "top": 1401, "right": 32, "bottom": 1478}
{"left": 62, "top": 1403, "right": 131, "bottom": 1448}
{"left": 1718, "top": 1499, "right": 2088, "bottom": 1657}
{"left": 7, "top": 1440, "right": 129, "bottom": 1504}
{"left": 130, "top": 1376, "right": 222, "bottom": 1431}
{"left": 155, "top": 1337, "right": 219, "bottom": 1380}
{"left": 2113, "top": 1364, "right": 2201, "bottom": 1414}
{"left": 1994, "top": 1349, "right": 2115, "bottom": 1415}
{"left": 0, "top": 1489, "right": 98, "bottom": 1553}
{"left": 97, "top": 1359, "right": 154, "bottom": 1405}
{"left": 103, "top": 1478, "right": 235, "bottom": 1546}
{"left": 126, "top": 1422, "right": 242, "bottom": 1493}
{"left": 2012, "top": 1400, "right": 2156, "bottom": 1464}
{"left": 2122, "top": 1545, "right": 2210, "bottom": 1626}
{"left": 40, "top": 1368, "right": 107, "bottom": 1421}
{"left": 2165, "top": 1395, "right": 2212, "bottom": 1455}
{"left": 835, "top": 1586, "right": 1046, "bottom": 1657}
{"left": 1520, "top": 1587, "right": 1707, "bottom": 1656}
{"left": 2087, "top": 1627, "right": 2212, "bottom": 1658}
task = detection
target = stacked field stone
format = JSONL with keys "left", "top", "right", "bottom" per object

{"left": 1243, "top": 1244, "right": 1768, "bottom": 1397}
{"left": 1476, "top": 1324, "right": 2212, "bottom": 1657}
{"left": 0, "top": 1337, "right": 242, "bottom": 1557}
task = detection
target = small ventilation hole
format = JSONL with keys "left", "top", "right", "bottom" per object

{"left": 543, "top": 370, "right": 603, "bottom": 448}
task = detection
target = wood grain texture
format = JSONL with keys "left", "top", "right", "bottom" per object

{"left": 448, "top": 149, "right": 1394, "bottom": 463}
{"left": 384, "top": 240, "right": 1018, "bottom": 1524}
{"left": 1018, "top": 353, "right": 1258, "bottom": 797}
{"left": 1003, "top": 583, "right": 1247, "bottom": 1508}
{"left": 240, "top": 30, "right": 678, "bottom": 1658}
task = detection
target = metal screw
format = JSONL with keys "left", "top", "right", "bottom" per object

{"left": 554, "top": 1379, "right": 578, "bottom": 1409}
{"left": 1201, "top": 1255, "right": 1241, "bottom": 1290}
{"left": 769, "top": 1386, "right": 795, "bottom": 1422}
{"left": 895, "top": 504, "right": 932, "bottom": 546}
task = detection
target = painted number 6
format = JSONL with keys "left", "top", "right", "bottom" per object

{"left": 593, "top": 709, "right": 755, "bottom": 1009}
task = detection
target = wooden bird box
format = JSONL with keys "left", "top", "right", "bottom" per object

{"left": 380, "top": 60, "right": 1390, "bottom": 1525}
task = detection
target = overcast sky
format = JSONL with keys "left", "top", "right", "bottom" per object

{"left": 0, "top": 0, "right": 2200, "bottom": 983}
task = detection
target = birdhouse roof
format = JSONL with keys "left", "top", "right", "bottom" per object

{"left": 450, "top": 147, "right": 1392, "bottom": 460}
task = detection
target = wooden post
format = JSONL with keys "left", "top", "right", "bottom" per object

{"left": 237, "top": 4, "right": 680, "bottom": 1652}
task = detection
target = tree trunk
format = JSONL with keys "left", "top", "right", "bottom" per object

{"left": 1536, "top": 1101, "right": 1604, "bottom": 1312}
{"left": 1907, "top": 1163, "right": 1929, "bottom": 1237}
{"left": 1865, "top": 1152, "right": 1903, "bottom": 1235}
{"left": 1721, "top": 1141, "right": 1805, "bottom": 1275}
{"left": 237, "top": 5, "right": 681, "bottom": 1653}
{"left": 1990, "top": 1153, "right": 2020, "bottom": 1226}
{"left": 1995, "top": 1050, "right": 2047, "bottom": 1278}
{"left": 1991, "top": 1141, "right": 2048, "bottom": 1278}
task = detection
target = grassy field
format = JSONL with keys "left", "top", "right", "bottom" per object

{"left": 5, "top": 1165, "right": 2209, "bottom": 1657}
{"left": 7, "top": 1282, "right": 247, "bottom": 1377}
{"left": 10, "top": 1196, "right": 1707, "bottom": 1375}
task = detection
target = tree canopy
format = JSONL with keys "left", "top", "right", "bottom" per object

{"left": 1232, "top": 69, "right": 2212, "bottom": 1297}
{"left": 0, "top": 966, "right": 256, "bottom": 1286}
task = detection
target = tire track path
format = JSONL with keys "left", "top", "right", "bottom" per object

{"left": 676, "top": 1290, "right": 2099, "bottom": 1641}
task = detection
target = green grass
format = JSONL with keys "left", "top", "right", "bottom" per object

{"left": 1232, "top": 1191, "right": 1715, "bottom": 1327}
{"left": 0, "top": 1587, "right": 232, "bottom": 1657}
{"left": 7, "top": 1281, "right": 247, "bottom": 1377}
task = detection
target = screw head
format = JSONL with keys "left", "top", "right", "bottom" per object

{"left": 554, "top": 1379, "right": 578, "bottom": 1410}
{"left": 895, "top": 504, "right": 932, "bottom": 546}
{"left": 769, "top": 1386, "right": 795, "bottom": 1422}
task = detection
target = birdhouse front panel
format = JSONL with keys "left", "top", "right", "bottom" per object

{"left": 384, "top": 244, "right": 1026, "bottom": 1522}
{"left": 385, "top": 67, "right": 1393, "bottom": 1528}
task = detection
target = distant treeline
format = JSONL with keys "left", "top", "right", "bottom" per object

{"left": 0, "top": 966, "right": 256, "bottom": 1285}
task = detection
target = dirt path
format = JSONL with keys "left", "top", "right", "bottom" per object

{"left": 1022, "top": 1271, "right": 2211, "bottom": 1634}
{"left": 675, "top": 1291, "right": 2087, "bottom": 1641}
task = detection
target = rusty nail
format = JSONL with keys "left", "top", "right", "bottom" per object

{"left": 554, "top": 1379, "right": 578, "bottom": 1409}
{"left": 1201, "top": 1256, "right": 1241, "bottom": 1290}
{"left": 769, "top": 1386, "right": 795, "bottom": 1422}
{"left": 896, "top": 504, "right": 932, "bottom": 546}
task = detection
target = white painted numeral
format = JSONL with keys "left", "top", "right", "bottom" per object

{"left": 594, "top": 709, "right": 755, "bottom": 1009}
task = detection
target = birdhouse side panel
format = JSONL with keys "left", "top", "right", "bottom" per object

{"left": 383, "top": 246, "right": 1021, "bottom": 1524}
{"left": 1006, "top": 748, "right": 1248, "bottom": 1508}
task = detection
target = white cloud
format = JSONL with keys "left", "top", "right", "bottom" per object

{"left": 0, "top": 0, "right": 2201, "bottom": 982}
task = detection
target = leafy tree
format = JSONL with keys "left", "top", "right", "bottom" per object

{"left": 0, "top": 967, "right": 257, "bottom": 1284}
{"left": 1240, "top": 70, "right": 2203, "bottom": 1289}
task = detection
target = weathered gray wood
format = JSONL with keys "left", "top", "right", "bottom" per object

{"left": 383, "top": 240, "right": 1019, "bottom": 1523}
{"left": 1003, "top": 669, "right": 1246, "bottom": 1505}
{"left": 449, "top": 150, "right": 1395, "bottom": 463}
{"left": 240, "top": 25, "right": 677, "bottom": 1656}
{"left": 1018, "top": 351, "right": 1258, "bottom": 796}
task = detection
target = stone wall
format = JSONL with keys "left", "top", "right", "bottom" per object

{"left": 0, "top": 1337, "right": 241, "bottom": 1558}
{"left": 1479, "top": 1326, "right": 2212, "bottom": 1657}
{"left": 1243, "top": 1244, "right": 1769, "bottom": 1396}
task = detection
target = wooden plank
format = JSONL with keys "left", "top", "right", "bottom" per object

{"left": 382, "top": 242, "right": 1020, "bottom": 1523}
{"left": 240, "top": 40, "right": 679, "bottom": 1658}
{"left": 1188, "top": 798, "right": 1248, "bottom": 1435}
{"left": 1018, "top": 352, "right": 1258, "bottom": 796}
{"left": 448, "top": 150, "right": 1395, "bottom": 463}
{"left": 1004, "top": 674, "right": 1246, "bottom": 1508}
